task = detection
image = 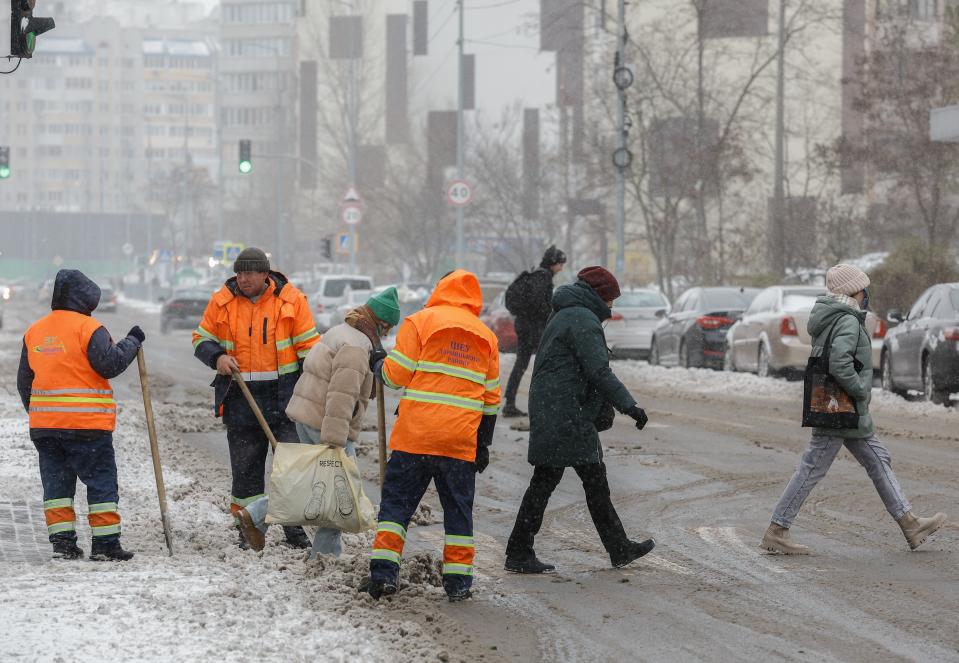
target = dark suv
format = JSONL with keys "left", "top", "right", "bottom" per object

{"left": 649, "top": 287, "right": 759, "bottom": 369}
{"left": 881, "top": 283, "right": 959, "bottom": 404}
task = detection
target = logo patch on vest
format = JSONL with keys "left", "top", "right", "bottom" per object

{"left": 32, "top": 336, "right": 66, "bottom": 355}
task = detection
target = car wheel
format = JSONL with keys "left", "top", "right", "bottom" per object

{"left": 160, "top": 320, "right": 170, "bottom": 335}
{"left": 679, "top": 341, "right": 690, "bottom": 369}
{"left": 724, "top": 342, "right": 736, "bottom": 372}
{"left": 880, "top": 352, "right": 896, "bottom": 394}
{"left": 649, "top": 338, "right": 660, "bottom": 366}
{"left": 757, "top": 342, "right": 775, "bottom": 379}
{"left": 923, "top": 354, "right": 949, "bottom": 405}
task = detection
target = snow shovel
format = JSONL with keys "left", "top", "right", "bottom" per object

{"left": 375, "top": 381, "right": 387, "bottom": 487}
{"left": 136, "top": 348, "right": 174, "bottom": 556}
{"left": 230, "top": 368, "right": 279, "bottom": 450}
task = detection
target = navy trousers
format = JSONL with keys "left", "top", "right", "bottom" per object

{"left": 34, "top": 434, "right": 121, "bottom": 543}
{"left": 371, "top": 450, "right": 477, "bottom": 595}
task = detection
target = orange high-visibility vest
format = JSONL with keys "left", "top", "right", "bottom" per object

{"left": 382, "top": 270, "right": 500, "bottom": 462}
{"left": 192, "top": 278, "right": 319, "bottom": 381}
{"left": 24, "top": 310, "right": 116, "bottom": 431}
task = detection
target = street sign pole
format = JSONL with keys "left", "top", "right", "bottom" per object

{"left": 615, "top": 0, "right": 626, "bottom": 278}
{"left": 455, "top": 0, "right": 465, "bottom": 268}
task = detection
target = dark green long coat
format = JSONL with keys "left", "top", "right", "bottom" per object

{"left": 527, "top": 281, "right": 638, "bottom": 467}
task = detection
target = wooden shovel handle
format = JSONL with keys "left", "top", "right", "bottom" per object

{"left": 230, "top": 368, "right": 279, "bottom": 450}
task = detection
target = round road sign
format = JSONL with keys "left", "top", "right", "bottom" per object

{"left": 446, "top": 180, "right": 473, "bottom": 207}
{"left": 341, "top": 204, "right": 363, "bottom": 226}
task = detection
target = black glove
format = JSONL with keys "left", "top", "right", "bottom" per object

{"left": 127, "top": 325, "right": 146, "bottom": 344}
{"left": 369, "top": 348, "right": 387, "bottom": 372}
{"left": 626, "top": 405, "right": 648, "bottom": 431}
{"left": 474, "top": 445, "right": 489, "bottom": 474}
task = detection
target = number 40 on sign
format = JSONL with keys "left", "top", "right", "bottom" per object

{"left": 446, "top": 180, "right": 473, "bottom": 207}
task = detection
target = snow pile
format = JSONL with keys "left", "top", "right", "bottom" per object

{"left": 117, "top": 294, "right": 163, "bottom": 315}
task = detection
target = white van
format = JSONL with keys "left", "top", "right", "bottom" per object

{"left": 309, "top": 274, "right": 374, "bottom": 331}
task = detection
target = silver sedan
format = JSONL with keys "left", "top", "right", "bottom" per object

{"left": 605, "top": 289, "right": 671, "bottom": 360}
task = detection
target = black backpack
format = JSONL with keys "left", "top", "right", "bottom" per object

{"left": 504, "top": 270, "right": 538, "bottom": 317}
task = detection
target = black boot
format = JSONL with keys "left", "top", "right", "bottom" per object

{"left": 236, "top": 526, "right": 250, "bottom": 550}
{"left": 610, "top": 538, "right": 655, "bottom": 568}
{"left": 282, "top": 526, "right": 311, "bottom": 549}
{"left": 504, "top": 553, "right": 555, "bottom": 574}
{"left": 90, "top": 538, "right": 135, "bottom": 562}
{"left": 358, "top": 576, "right": 397, "bottom": 600}
{"left": 501, "top": 404, "right": 528, "bottom": 418}
{"left": 51, "top": 534, "right": 83, "bottom": 560}
{"left": 443, "top": 579, "right": 472, "bottom": 602}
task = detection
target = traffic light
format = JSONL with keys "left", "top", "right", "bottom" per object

{"left": 10, "top": 0, "right": 56, "bottom": 59}
{"left": 0, "top": 147, "right": 9, "bottom": 179}
{"left": 238, "top": 139, "right": 252, "bottom": 174}
{"left": 321, "top": 236, "right": 332, "bottom": 259}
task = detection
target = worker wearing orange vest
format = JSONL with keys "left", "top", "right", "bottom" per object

{"left": 192, "top": 248, "right": 320, "bottom": 549}
{"left": 17, "top": 269, "right": 144, "bottom": 561}
{"left": 362, "top": 270, "right": 500, "bottom": 602}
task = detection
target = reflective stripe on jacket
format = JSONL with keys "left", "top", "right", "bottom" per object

{"left": 382, "top": 270, "right": 500, "bottom": 462}
{"left": 24, "top": 311, "right": 116, "bottom": 432}
{"left": 192, "top": 273, "right": 320, "bottom": 425}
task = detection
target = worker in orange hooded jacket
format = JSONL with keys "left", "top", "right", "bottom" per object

{"left": 362, "top": 269, "right": 500, "bottom": 602}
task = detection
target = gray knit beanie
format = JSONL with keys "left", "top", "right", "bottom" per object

{"left": 233, "top": 247, "right": 270, "bottom": 273}
{"left": 826, "top": 263, "right": 870, "bottom": 296}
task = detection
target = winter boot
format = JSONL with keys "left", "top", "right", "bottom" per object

{"left": 358, "top": 576, "right": 397, "bottom": 600}
{"left": 760, "top": 523, "right": 811, "bottom": 555}
{"left": 504, "top": 553, "right": 556, "bottom": 574}
{"left": 50, "top": 534, "right": 84, "bottom": 560}
{"left": 236, "top": 508, "right": 265, "bottom": 552}
{"left": 282, "top": 526, "right": 311, "bottom": 549}
{"left": 236, "top": 527, "right": 250, "bottom": 550}
{"left": 90, "top": 539, "right": 135, "bottom": 562}
{"left": 501, "top": 404, "right": 528, "bottom": 418}
{"left": 898, "top": 511, "right": 947, "bottom": 551}
{"left": 447, "top": 587, "right": 472, "bottom": 603}
{"left": 610, "top": 538, "right": 656, "bottom": 568}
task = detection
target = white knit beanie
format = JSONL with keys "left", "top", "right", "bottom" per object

{"left": 826, "top": 263, "right": 870, "bottom": 296}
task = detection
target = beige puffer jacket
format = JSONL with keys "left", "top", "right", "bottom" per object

{"left": 285, "top": 323, "right": 374, "bottom": 446}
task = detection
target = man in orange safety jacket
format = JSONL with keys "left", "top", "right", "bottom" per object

{"left": 362, "top": 269, "right": 500, "bottom": 602}
{"left": 192, "top": 247, "right": 320, "bottom": 549}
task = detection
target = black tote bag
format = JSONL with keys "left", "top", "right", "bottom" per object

{"left": 801, "top": 315, "right": 863, "bottom": 429}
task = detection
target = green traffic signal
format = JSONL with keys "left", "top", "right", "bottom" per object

{"left": 239, "top": 160, "right": 252, "bottom": 174}
{"left": 238, "top": 139, "right": 252, "bottom": 174}
{"left": 0, "top": 166, "right": 9, "bottom": 180}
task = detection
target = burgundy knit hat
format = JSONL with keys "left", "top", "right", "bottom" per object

{"left": 577, "top": 266, "right": 621, "bottom": 302}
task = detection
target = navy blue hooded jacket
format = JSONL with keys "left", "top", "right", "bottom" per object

{"left": 17, "top": 269, "right": 141, "bottom": 440}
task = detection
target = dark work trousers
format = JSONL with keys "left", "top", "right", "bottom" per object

{"left": 504, "top": 320, "right": 542, "bottom": 408}
{"left": 506, "top": 462, "right": 630, "bottom": 560}
{"left": 371, "top": 450, "right": 477, "bottom": 595}
{"left": 34, "top": 434, "right": 121, "bottom": 544}
{"left": 226, "top": 418, "right": 296, "bottom": 513}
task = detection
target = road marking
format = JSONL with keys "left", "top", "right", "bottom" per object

{"left": 695, "top": 526, "right": 786, "bottom": 574}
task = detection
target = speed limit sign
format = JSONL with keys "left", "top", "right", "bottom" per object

{"left": 446, "top": 180, "right": 473, "bottom": 207}
{"left": 341, "top": 204, "right": 362, "bottom": 226}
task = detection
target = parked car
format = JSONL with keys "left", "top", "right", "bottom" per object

{"left": 649, "top": 287, "right": 760, "bottom": 369}
{"left": 480, "top": 291, "right": 517, "bottom": 353}
{"left": 881, "top": 282, "right": 959, "bottom": 403}
{"left": 604, "top": 288, "right": 671, "bottom": 360}
{"left": 160, "top": 288, "right": 213, "bottom": 334}
{"left": 726, "top": 286, "right": 886, "bottom": 377}
{"left": 308, "top": 274, "right": 374, "bottom": 331}
{"left": 98, "top": 286, "right": 118, "bottom": 313}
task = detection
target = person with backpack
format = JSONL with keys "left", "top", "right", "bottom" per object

{"left": 502, "top": 246, "right": 567, "bottom": 418}
{"left": 761, "top": 263, "right": 947, "bottom": 554}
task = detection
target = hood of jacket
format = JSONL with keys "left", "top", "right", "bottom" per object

{"left": 552, "top": 280, "right": 612, "bottom": 322}
{"left": 426, "top": 269, "right": 483, "bottom": 316}
{"left": 807, "top": 295, "right": 866, "bottom": 338}
{"left": 51, "top": 269, "right": 100, "bottom": 315}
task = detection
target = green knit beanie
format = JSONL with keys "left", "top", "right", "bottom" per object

{"left": 367, "top": 287, "right": 401, "bottom": 326}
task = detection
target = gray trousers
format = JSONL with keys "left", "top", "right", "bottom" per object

{"left": 772, "top": 433, "right": 911, "bottom": 528}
